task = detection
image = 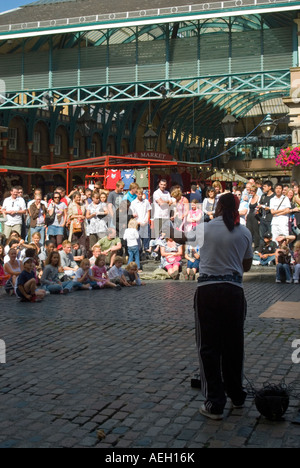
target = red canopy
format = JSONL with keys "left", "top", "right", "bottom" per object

{"left": 42, "top": 154, "right": 178, "bottom": 192}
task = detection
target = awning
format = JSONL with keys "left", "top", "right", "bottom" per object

{"left": 41, "top": 155, "right": 178, "bottom": 171}
{"left": 0, "top": 165, "right": 56, "bottom": 174}
{"left": 209, "top": 170, "right": 247, "bottom": 183}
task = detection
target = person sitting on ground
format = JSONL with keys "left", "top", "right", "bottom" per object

{"left": 148, "top": 231, "right": 166, "bottom": 261}
{"left": 92, "top": 254, "right": 121, "bottom": 290}
{"left": 252, "top": 232, "right": 277, "bottom": 266}
{"left": 94, "top": 228, "right": 122, "bottom": 268}
{"left": 124, "top": 262, "right": 146, "bottom": 286}
{"left": 30, "top": 231, "right": 43, "bottom": 257}
{"left": 24, "top": 247, "right": 42, "bottom": 284}
{"left": 71, "top": 240, "right": 86, "bottom": 266}
{"left": 275, "top": 236, "right": 292, "bottom": 283}
{"left": 38, "top": 240, "right": 56, "bottom": 268}
{"left": 185, "top": 243, "right": 200, "bottom": 280}
{"left": 59, "top": 239, "right": 79, "bottom": 278}
{"left": 292, "top": 240, "right": 300, "bottom": 284}
{"left": 74, "top": 258, "right": 98, "bottom": 290}
{"left": 0, "top": 262, "right": 10, "bottom": 288}
{"left": 4, "top": 247, "right": 23, "bottom": 295}
{"left": 41, "top": 251, "right": 86, "bottom": 294}
{"left": 107, "top": 255, "right": 131, "bottom": 287}
{"left": 160, "top": 235, "right": 183, "bottom": 280}
{"left": 89, "top": 245, "right": 102, "bottom": 267}
{"left": 15, "top": 257, "right": 46, "bottom": 303}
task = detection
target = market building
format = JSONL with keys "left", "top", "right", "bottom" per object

{"left": 1, "top": 0, "right": 300, "bottom": 193}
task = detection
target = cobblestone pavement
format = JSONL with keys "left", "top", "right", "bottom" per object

{"left": 0, "top": 274, "right": 300, "bottom": 448}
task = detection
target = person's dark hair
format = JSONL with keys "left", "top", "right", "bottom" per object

{"left": 25, "top": 248, "right": 37, "bottom": 257}
{"left": 215, "top": 193, "right": 237, "bottom": 232}
{"left": 263, "top": 180, "right": 273, "bottom": 188}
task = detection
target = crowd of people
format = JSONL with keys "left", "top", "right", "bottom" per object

{"left": 0, "top": 176, "right": 300, "bottom": 302}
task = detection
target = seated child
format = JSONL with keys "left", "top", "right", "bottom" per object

{"left": 75, "top": 258, "right": 99, "bottom": 289}
{"left": 124, "top": 262, "right": 145, "bottom": 286}
{"left": 71, "top": 241, "right": 86, "bottom": 266}
{"left": 41, "top": 251, "right": 85, "bottom": 294}
{"left": 0, "top": 263, "right": 10, "bottom": 287}
{"left": 16, "top": 257, "right": 46, "bottom": 302}
{"left": 292, "top": 240, "right": 300, "bottom": 284}
{"left": 89, "top": 245, "right": 102, "bottom": 267}
{"left": 92, "top": 255, "right": 121, "bottom": 290}
{"left": 59, "top": 240, "right": 79, "bottom": 278}
{"left": 275, "top": 237, "right": 292, "bottom": 283}
{"left": 38, "top": 240, "right": 55, "bottom": 268}
{"left": 25, "top": 247, "right": 42, "bottom": 284}
{"left": 149, "top": 232, "right": 166, "bottom": 261}
{"left": 107, "top": 255, "right": 131, "bottom": 287}
{"left": 185, "top": 244, "right": 200, "bottom": 280}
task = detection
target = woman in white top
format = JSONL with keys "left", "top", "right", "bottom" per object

{"left": 203, "top": 187, "right": 217, "bottom": 221}
{"left": 4, "top": 247, "right": 23, "bottom": 295}
{"left": 86, "top": 191, "right": 109, "bottom": 249}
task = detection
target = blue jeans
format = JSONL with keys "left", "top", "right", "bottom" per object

{"left": 138, "top": 224, "right": 150, "bottom": 251}
{"left": 128, "top": 245, "right": 141, "bottom": 269}
{"left": 42, "top": 281, "right": 84, "bottom": 294}
{"left": 253, "top": 254, "right": 275, "bottom": 266}
{"left": 276, "top": 264, "right": 291, "bottom": 282}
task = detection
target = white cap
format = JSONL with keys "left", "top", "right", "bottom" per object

{"left": 23, "top": 257, "right": 34, "bottom": 264}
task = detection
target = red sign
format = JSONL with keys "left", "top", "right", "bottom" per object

{"left": 123, "top": 152, "right": 174, "bottom": 161}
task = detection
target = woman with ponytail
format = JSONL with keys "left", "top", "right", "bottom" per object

{"left": 194, "top": 193, "right": 253, "bottom": 420}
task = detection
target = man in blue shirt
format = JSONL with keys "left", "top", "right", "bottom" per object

{"left": 188, "top": 185, "right": 202, "bottom": 203}
{"left": 123, "top": 182, "right": 138, "bottom": 203}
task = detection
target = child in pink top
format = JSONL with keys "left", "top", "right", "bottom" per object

{"left": 186, "top": 199, "right": 202, "bottom": 231}
{"left": 92, "top": 255, "right": 121, "bottom": 290}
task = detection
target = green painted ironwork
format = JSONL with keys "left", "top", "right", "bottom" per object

{"left": 0, "top": 17, "right": 294, "bottom": 114}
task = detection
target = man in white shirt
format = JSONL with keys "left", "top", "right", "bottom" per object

{"left": 270, "top": 183, "right": 291, "bottom": 242}
{"left": 152, "top": 179, "right": 172, "bottom": 238}
{"left": 130, "top": 188, "right": 152, "bottom": 251}
{"left": 2, "top": 187, "right": 27, "bottom": 238}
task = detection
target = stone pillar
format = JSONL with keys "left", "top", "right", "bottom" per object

{"left": 68, "top": 147, "right": 74, "bottom": 161}
{"left": 49, "top": 144, "right": 55, "bottom": 165}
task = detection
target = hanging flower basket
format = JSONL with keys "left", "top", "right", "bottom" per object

{"left": 276, "top": 147, "right": 300, "bottom": 168}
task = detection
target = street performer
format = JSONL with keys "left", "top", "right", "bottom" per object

{"left": 194, "top": 193, "right": 253, "bottom": 420}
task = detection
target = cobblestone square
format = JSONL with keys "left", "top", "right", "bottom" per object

{"left": 0, "top": 279, "right": 300, "bottom": 448}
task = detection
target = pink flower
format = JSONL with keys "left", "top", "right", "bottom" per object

{"left": 276, "top": 147, "right": 300, "bottom": 167}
